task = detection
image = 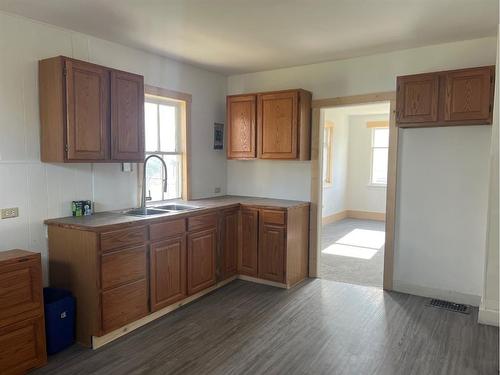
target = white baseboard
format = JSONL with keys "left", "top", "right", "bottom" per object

{"left": 478, "top": 298, "right": 500, "bottom": 326}
{"left": 393, "top": 280, "right": 482, "bottom": 307}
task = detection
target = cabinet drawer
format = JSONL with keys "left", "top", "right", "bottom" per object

{"left": 101, "top": 246, "right": 147, "bottom": 290}
{"left": 188, "top": 213, "right": 218, "bottom": 232}
{"left": 101, "top": 226, "right": 147, "bottom": 252}
{"left": 101, "top": 279, "right": 148, "bottom": 333}
{"left": 0, "top": 316, "right": 46, "bottom": 375}
{"left": 0, "top": 258, "right": 42, "bottom": 326}
{"left": 150, "top": 219, "right": 186, "bottom": 242}
{"left": 261, "top": 210, "right": 286, "bottom": 225}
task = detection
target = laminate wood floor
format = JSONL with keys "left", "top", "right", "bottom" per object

{"left": 33, "top": 279, "right": 499, "bottom": 375}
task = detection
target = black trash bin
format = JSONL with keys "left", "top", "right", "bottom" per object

{"left": 43, "top": 288, "right": 75, "bottom": 355}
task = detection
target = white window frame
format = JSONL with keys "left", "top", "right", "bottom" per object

{"left": 369, "top": 127, "right": 389, "bottom": 187}
{"left": 323, "top": 122, "right": 334, "bottom": 187}
{"left": 144, "top": 96, "right": 184, "bottom": 202}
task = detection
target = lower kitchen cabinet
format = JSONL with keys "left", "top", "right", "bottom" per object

{"left": 187, "top": 228, "right": 217, "bottom": 295}
{"left": 258, "top": 223, "right": 286, "bottom": 283}
{"left": 46, "top": 199, "right": 310, "bottom": 349}
{"left": 221, "top": 209, "right": 239, "bottom": 280}
{"left": 150, "top": 236, "right": 187, "bottom": 312}
{"left": 238, "top": 208, "right": 259, "bottom": 276}
{"left": 101, "top": 278, "right": 149, "bottom": 333}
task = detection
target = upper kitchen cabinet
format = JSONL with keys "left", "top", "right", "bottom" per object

{"left": 258, "top": 89, "right": 311, "bottom": 160}
{"left": 110, "top": 71, "right": 145, "bottom": 161}
{"left": 226, "top": 89, "right": 312, "bottom": 160}
{"left": 227, "top": 95, "right": 257, "bottom": 159}
{"left": 39, "top": 56, "right": 145, "bottom": 162}
{"left": 396, "top": 73, "right": 439, "bottom": 125}
{"left": 396, "top": 65, "right": 495, "bottom": 128}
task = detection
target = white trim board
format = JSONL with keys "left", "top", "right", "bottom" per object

{"left": 393, "top": 280, "right": 482, "bottom": 307}
{"left": 478, "top": 298, "right": 499, "bottom": 326}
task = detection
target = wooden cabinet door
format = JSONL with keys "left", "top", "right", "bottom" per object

{"left": 227, "top": 95, "right": 257, "bottom": 159}
{"left": 396, "top": 73, "right": 439, "bottom": 125}
{"left": 444, "top": 67, "right": 493, "bottom": 123}
{"left": 258, "top": 223, "right": 285, "bottom": 283}
{"left": 222, "top": 210, "right": 239, "bottom": 280}
{"left": 65, "top": 59, "right": 110, "bottom": 160}
{"left": 0, "top": 316, "right": 46, "bottom": 375}
{"left": 111, "top": 70, "right": 145, "bottom": 161}
{"left": 0, "top": 258, "right": 42, "bottom": 326}
{"left": 150, "top": 236, "right": 187, "bottom": 312}
{"left": 101, "top": 279, "right": 148, "bottom": 333}
{"left": 238, "top": 208, "right": 258, "bottom": 277}
{"left": 187, "top": 228, "right": 216, "bottom": 295}
{"left": 258, "top": 91, "right": 298, "bottom": 159}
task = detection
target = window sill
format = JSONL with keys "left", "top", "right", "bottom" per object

{"left": 367, "top": 183, "right": 387, "bottom": 188}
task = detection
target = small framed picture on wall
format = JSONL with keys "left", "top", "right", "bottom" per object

{"left": 214, "top": 122, "right": 224, "bottom": 150}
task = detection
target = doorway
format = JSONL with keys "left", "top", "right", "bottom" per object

{"left": 308, "top": 92, "right": 398, "bottom": 290}
{"left": 320, "top": 103, "right": 390, "bottom": 287}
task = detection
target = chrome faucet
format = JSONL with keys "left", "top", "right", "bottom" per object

{"left": 141, "top": 155, "right": 167, "bottom": 208}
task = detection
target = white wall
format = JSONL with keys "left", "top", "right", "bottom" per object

{"left": 227, "top": 36, "right": 496, "bottom": 303}
{"left": 394, "top": 126, "right": 491, "bottom": 304}
{"left": 322, "top": 110, "right": 349, "bottom": 217}
{"left": 0, "top": 12, "right": 227, "bottom": 284}
{"left": 346, "top": 114, "right": 388, "bottom": 213}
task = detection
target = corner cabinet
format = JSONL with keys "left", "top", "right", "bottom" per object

{"left": 227, "top": 89, "right": 312, "bottom": 160}
{"left": 39, "top": 56, "right": 145, "bottom": 162}
{"left": 396, "top": 66, "right": 495, "bottom": 128}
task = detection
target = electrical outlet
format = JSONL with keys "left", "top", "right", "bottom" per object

{"left": 214, "top": 187, "right": 221, "bottom": 193}
{"left": 1, "top": 207, "right": 19, "bottom": 219}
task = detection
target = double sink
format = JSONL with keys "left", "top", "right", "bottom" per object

{"left": 121, "top": 203, "right": 200, "bottom": 217}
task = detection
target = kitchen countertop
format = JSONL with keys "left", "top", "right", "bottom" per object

{"left": 44, "top": 195, "right": 310, "bottom": 231}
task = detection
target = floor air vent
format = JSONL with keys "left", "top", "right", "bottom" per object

{"left": 427, "top": 299, "right": 471, "bottom": 314}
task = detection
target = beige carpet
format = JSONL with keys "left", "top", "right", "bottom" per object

{"left": 320, "top": 218, "right": 385, "bottom": 288}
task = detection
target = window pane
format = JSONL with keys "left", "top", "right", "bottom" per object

{"left": 372, "top": 148, "right": 388, "bottom": 184}
{"left": 373, "top": 128, "right": 389, "bottom": 148}
{"left": 159, "top": 104, "right": 177, "bottom": 152}
{"left": 162, "top": 154, "right": 182, "bottom": 199}
{"left": 145, "top": 102, "right": 158, "bottom": 152}
{"left": 145, "top": 155, "right": 164, "bottom": 201}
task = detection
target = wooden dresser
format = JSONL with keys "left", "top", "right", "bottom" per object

{"left": 0, "top": 250, "right": 47, "bottom": 375}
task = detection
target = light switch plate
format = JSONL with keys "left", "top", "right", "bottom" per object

{"left": 1, "top": 207, "right": 19, "bottom": 219}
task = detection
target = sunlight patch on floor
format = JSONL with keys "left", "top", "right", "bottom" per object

{"left": 322, "top": 243, "right": 378, "bottom": 259}
{"left": 337, "top": 229, "right": 385, "bottom": 249}
{"left": 322, "top": 228, "right": 385, "bottom": 260}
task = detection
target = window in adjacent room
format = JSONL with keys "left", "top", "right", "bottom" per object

{"left": 369, "top": 123, "right": 389, "bottom": 185}
{"left": 144, "top": 87, "right": 191, "bottom": 201}
{"left": 322, "top": 121, "right": 334, "bottom": 186}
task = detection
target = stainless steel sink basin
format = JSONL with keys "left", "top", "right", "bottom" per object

{"left": 153, "top": 204, "right": 199, "bottom": 211}
{"left": 121, "top": 208, "right": 170, "bottom": 216}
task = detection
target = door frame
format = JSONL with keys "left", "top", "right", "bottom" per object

{"left": 308, "top": 91, "right": 398, "bottom": 290}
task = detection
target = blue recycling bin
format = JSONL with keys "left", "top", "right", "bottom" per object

{"left": 43, "top": 288, "right": 75, "bottom": 355}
